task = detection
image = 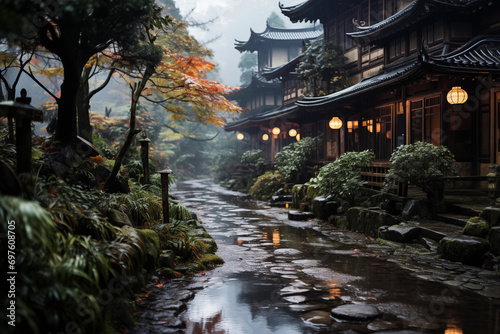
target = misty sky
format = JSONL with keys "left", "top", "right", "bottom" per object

{"left": 174, "top": 0, "right": 312, "bottom": 87}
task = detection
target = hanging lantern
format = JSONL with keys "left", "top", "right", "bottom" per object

{"left": 236, "top": 133, "right": 244, "bottom": 140}
{"left": 262, "top": 133, "right": 269, "bottom": 141}
{"left": 329, "top": 117, "right": 342, "bottom": 130}
{"left": 447, "top": 86, "right": 468, "bottom": 104}
{"left": 272, "top": 127, "right": 281, "bottom": 135}
{"left": 296, "top": 134, "right": 301, "bottom": 141}
{"left": 288, "top": 128, "right": 297, "bottom": 137}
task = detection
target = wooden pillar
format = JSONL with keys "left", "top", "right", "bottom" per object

{"left": 139, "top": 132, "right": 151, "bottom": 185}
{"left": 159, "top": 169, "right": 172, "bottom": 224}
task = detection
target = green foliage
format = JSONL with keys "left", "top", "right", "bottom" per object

{"left": 249, "top": 171, "right": 285, "bottom": 201}
{"left": 92, "top": 133, "right": 115, "bottom": 159}
{"left": 0, "top": 196, "right": 109, "bottom": 334}
{"left": 169, "top": 202, "right": 192, "bottom": 221}
{"left": 103, "top": 186, "right": 162, "bottom": 227}
{"left": 241, "top": 149, "right": 267, "bottom": 178}
{"left": 384, "top": 142, "right": 457, "bottom": 198}
{"left": 0, "top": 125, "right": 16, "bottom": 168}
{"left": 297, "top": 40, "right": 349, "bottom": 96}
{"left": 275, "top": 136, "right": 320, "bottom": 183}
{"left": 214, "top": 149, "right": 242, "bottom": 181}
{"left": 316, "top": 150, "right": 375, "bottom": 207}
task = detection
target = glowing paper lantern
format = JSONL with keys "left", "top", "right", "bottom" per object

{"left": 329, "top": 117, "right": 342, "bottom": 129}
{"left": 288, "top": 129, "right": 297, "bottom": 137}
{"left": 272, "top": 127, "right": 281, "bottom": 135}
{"left": 447, "top": 86, "right": 468, "bottom": 104}
{"left": 262, "top": 133, "right": 269, "bottom": 141}
{"left": 236, "top": 133, "right": 244, "bottom": 140}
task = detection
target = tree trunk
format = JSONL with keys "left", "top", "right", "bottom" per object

{"left": 104, "top": 65, "right": 154, "bottom": 190}
{"left": 55, "top": 55, "right": 84, "bottom": 145}
{"left": 77, "top": 66, "right": 92, "bottom": 143}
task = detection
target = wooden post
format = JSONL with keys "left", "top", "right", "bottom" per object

{"left": 0, "top": 89, "right": 43, "bottom": 175}
{"left": 139, "top": 131, "right": 151, "bottom": 185}
{"left": 159, "top": 169, "right": 172, "bottom": 224}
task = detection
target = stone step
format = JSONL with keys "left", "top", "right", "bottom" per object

{"left": 416, "top": 220, "right": 464, "bottom": 242}
{"left": 433, "top": 213, "right": 470, "bottom": 227}
{"left": 446, "top": 203, "right": 482, "bottom": 217}
{"left": 288, "top": 210, "right": 315, "bottom": 221}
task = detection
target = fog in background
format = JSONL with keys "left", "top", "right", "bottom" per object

{"left": 175, "top": 0, "right": 313, "bottom": 87}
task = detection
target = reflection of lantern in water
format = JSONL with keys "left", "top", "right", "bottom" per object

{"left": 237, "top": 239, "right": 243, "bottom": 245}
{"left": 262, "top": 233, "right": 268, "bottom": 240}
{"left": 328, "top": 288, "right": 342, "bottom": 299}
{"left": 272, "top": 229, "right": 280, "bottom": 247}
{"left": 326, "top": 281, "right": 342, "bottom": 299}
{"left": 444, "top": 325, "right": 463, "bottom": 334}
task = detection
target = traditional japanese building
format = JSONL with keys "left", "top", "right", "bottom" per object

{"left": 278, "top": 0, "right": 500, "bottom": 179}
{"left": 225, "top": 24, "right": 323, "bottom": 161}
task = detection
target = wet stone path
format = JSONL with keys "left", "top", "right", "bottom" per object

{"left": 130, "top": 179, "right": 500, "bottom": 334}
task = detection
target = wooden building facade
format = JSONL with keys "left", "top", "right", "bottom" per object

{"left": 278, "top": 0, "right": 500, "bottom": 178}
{"left": 225, "top": 24, "right": 323, "bottom": 161}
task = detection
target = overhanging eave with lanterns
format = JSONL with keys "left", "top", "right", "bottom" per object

{"left": 295, "top": 37, "right": 500, "bottom": 111}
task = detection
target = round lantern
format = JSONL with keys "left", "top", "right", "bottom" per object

{"left": 272, "top": 127, "right": 281, "bottom": 135}
{"left": 288, "top": 129, "right": 297, "bottom": 137}
{"left": 262, "top": 133, "right": 269, "bottom": 141}
{"left": 447, "top": 86, "right": 468, "bottom": 104}
{"left": 236, "top": 133, "right": 244, "bottom": 140}
{"left": 329, "top": 117, "right": 342, "bottom": 130}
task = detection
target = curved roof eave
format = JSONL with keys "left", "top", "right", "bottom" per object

{"left": 296, "top": 62, "right": 422, "bottom": 108}
{"left": 235, "top": 24, "right": 323, "bottom": 52}
{"left": 224, "top": 104, "right": 300, "bottom": 131}
{"left": 347, "top": 0, "right": 492, "bottom": 45}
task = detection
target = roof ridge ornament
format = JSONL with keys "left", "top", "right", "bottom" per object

{"left": 352, "top": 18, "right": 366, "bottom": 27}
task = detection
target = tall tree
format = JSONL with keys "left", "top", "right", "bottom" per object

{"left": 267, "top": 12, "right": 286, "bottom": 28}
{"left": 0, "top": 0, "right": 156, "bottom": 144}
{"left": 238, "top": 53, "right": 257, "bottom": 86}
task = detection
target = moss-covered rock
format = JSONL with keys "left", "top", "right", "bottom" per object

{"left": 463, "top": 217, "right": 490, "bottom": 238}
{"left": 136, "top": 229, "right": 161, "bottom": 270}
{"left": 292, "top": 184, "right": 306, "bottom": 209}
{"left": 157, "top": 267, "right": 177, "bottom": 278}
{"left": 480, "top": 207, "right": 500, "bottom": 227}
{"left": 489, "top": 227, "right": 500, "bottom": 256}
{"left": 200, "top": 253, "right": 225, "bottom": 266}
{"left": 175, "top": 261, "right": 206, "bottom": 275}
{"left": 158, "top": 250, "right": 175, "bottom": 268}
{"left": 345, "top": 207, "right": 399, "bottom": 238}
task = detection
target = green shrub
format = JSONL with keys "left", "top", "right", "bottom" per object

{"left": 384, "top": 142, "right": 457, "bottom": 199}
{"left": 249, "top": 171, "right": 285, "bottom": 201}
{"left": 316, "top": 150, "right": 375, "bottom": 207}
{"left": 275, "top": 136, "right": 320, "bottom": 182}
{"left": 241, "top": 149, "right": 267, "bottom": 178}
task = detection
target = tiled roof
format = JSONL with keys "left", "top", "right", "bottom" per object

{"left": 261, "top": 55, "right": 303, "bottom": 80}
{"left": 235, "top": 24, "right": 323, "bottom": 52}
{"left": 347, "top": 0, "right": 491, "bottom": 45}
{"left": 296, "top": 63, "right": 421, "bottom": 108}
{"left": 293, "top": 36, "right": 500, "bottom": 109}
{"left": 225, "top": 104, "right": 299, "bottom": 131}
{"left": 228, "top": 72, "right": 281, "bottom": 100}
{"left": 425, "top": 36, "right": 500, "bottom": 72}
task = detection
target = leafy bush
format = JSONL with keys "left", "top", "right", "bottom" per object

{"left": 316, "top": 150, "right": 375, "bottom": 207}
{"left": 0, "top": 196, "right": 110, "bottom": 334}
{"left": 241, "top": 149, "right": 267, "bottom": 178}
{"left": 384, "top": 141, "right": 457, "bottom": 199}
{"left": 249, "top": 171, "right": 285, "bottom": 201}
{"left": 275, "top": 136, "right": 320, "bottom": 183}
